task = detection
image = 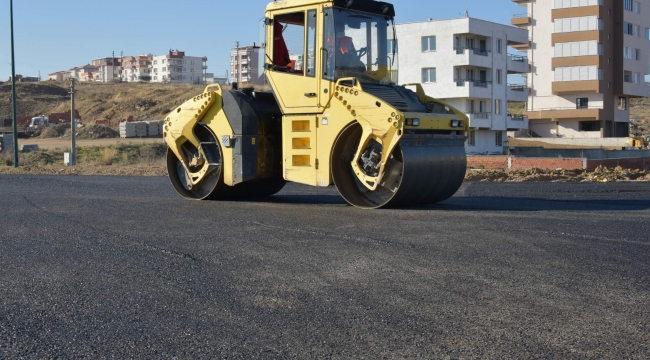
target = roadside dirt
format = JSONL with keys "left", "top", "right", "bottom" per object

{"left": 466, "top": 166, "right": 650, "bottom": 182}
{"left": 17, "top": 137, "right": 164, "bottom": 150}
{"left": 1, "top": 163, "right": 647, "bottom": 182}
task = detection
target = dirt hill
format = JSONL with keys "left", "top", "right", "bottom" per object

{"left": 0, "top": 81, "right": 206, "bottom": 127}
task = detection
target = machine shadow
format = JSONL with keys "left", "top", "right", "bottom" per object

{"left": 244, "top": 194, "right": 650, "bottom": 211}
{"left": 413, "top": 196, "right": 650, "bottom": 212}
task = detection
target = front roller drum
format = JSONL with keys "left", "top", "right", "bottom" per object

{"left": 331, "top": 123, "right": 467, "bottom": 209}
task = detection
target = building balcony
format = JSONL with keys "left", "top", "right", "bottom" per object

{"left": 506, "top": 114, "right": 529, "bottom": 131}
{"left": 511, "top": 13, "right": 531, "bottom": 26}
{"left": 524, "top": 106, "right": 604, "bottom": 120}
{"left": 551, "top": 4, "right": 604, "bottom": 21}
{"left": 552, "top": 31, "right": 603, "bottom": 45}
{"left": 552, "top": 55, "right": 604, "bottom": 70}
{"left": 507, "top": 54, "right": 529, "bottom": 74}
{"left": 465, "top": 112, "right": 492, "bottom": 129}
{"left": 552, "top": 80, "right": 603, "bottom": 94}
{"left": 507, "top": 84, "right": 529, "bottom": 102}
{"left": 453, "top": 48, "right": 492, "bottom": 68}
{"left": 511, "top": 40, "right": 531, "bottom": 51}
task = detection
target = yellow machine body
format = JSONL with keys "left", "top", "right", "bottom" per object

{"left": 164, "top": 0, "right": 469, "bottom": 208}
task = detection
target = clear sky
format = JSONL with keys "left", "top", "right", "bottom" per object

{"left": 0, "top": 0, "right": 523, "bottom": 80}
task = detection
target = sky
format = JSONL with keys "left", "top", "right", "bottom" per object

{"left": 0, "top": 0, "right": 524, "bottom": 80}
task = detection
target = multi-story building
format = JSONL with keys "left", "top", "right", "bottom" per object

{"left": 230, "top": 46, "right": 263, "bottom": 86}
{"left": 121, "top": 54, "right": 153, "bottom": 82}
{"left": 150, "top": 50, "right": 208, "bottom": 84}
{"left": 206, "top": 73, "right": 228, "bottom": 85}
{"left": 396, "top": 18, "right": 530, "bottom": 155}
{"left": 79, "top": 64, "right": 100, "bottom": 82}
{"left": 92, "top": 57, "right": 123, "bottom": 82}
{"left": 514, "top": 0, "right": 650, "bottom": 138}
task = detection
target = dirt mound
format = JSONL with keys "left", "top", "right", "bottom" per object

{"left": 465, "top": 166, "right": 650, "bottom": 182}
{"left": 76, "top": 125, "right": 119, "bottom": 139}
{"left": 39, "top": 123, "right": 70, "bottom": 138}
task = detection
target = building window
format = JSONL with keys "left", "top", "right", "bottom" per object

{"left": 555, "top": 0, "right": 603, "bottom": 9}
{"left": 580, "top": 121, "right": 600, "bottom": 131}
{"left": 190, "top": 60, "right": 194, "bottom": 65}
{"left": 421, "top": 36, "right": 436, "bottom": 52}
{"left": 154, "top": 76, "right": 157, "bottom": 81}
{"left": 618, "top": 97, "right": 627, "bottom": 110}
{"left": 162, "top": 67, "right": 166, "bottom": 71}
{"left": 153, "top": 60, "right": 157, "bottom": 65}
{"left": 624, "top": 47, "right": 633, "bottom": 59}
{"left": 634, "top": 73, "right": 640, "bottom": 84}
{"left": 554, "top": 40, "right": 601, "bottom": 57}
{"left": 555, "top": 16, "right": 602, "bottom": 33}
{"left": 576, "top": 98, "right": 589, "bottom": 109}
{"left": 634, "top": 1, "right": 641, "bottom": 13}
{"left": 624, "top": 0, "right": 633, "bottom": 11}
{"left": 624, "top": 22, "right": 634, "bottom": 35}
{"left": 495, "top": 131, "right": 503, "bottom": 147}
{"left": 494, "top": 99, "right": 501, "bottom": 115}
{"left": 467, "top": 130, "right": 476, "bottom": 146}
{"left": 422, "top": 68, "right": 436, "bottom": 83}
{"left": 634, "top": 25, "right": 641, "bottom": 37}
{"left": 554, "top": 66, "right": 602, "bottom": 81}
{"left": 496, "top": 69, "right": 502, "bottom": 84}
{"left": 636, "top": 48, "right": 641, "bottom": 60}
{"left": 646, "top": 28, "right": 650, "bottom": 40}
{"left": 162, "top": 59, "right": 166, "bottom": 64}
{"left": 496, "top": 39, "right": 502, "bottom": 53}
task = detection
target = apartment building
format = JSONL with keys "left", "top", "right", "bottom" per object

{"left": 92, "top": 57, "right": 123, "bottom": 82}
{"left": 230, "top": 46, "right": 263, "bottom": 86}
{"left": 514, "top": 0, "right": 650, "bottom": 138}
{"left": 396, "top": 18, "right": 530, "bottom": 155}
{"left": 150, "top": 50, "right": 208, "bottom": 84}
{"left": 121, "top": 55, "right": 153, "bottom": 82}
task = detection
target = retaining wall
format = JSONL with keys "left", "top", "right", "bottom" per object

{"left": 469, "top": 155, "right": 650, "bottom": 171}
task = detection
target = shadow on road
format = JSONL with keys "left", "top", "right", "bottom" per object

{"left": 420, "top": 197, "right": 650, "bottom": 212}
{"left": 255, "top": 195, "right": 650, "bottom": 212}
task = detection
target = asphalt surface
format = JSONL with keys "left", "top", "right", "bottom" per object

{"left": 1, "top": 175, "right": 649, "bottom": 359}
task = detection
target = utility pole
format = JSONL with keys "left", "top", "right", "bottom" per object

{"left": 10, "top": 0, "right": 19, "bottom": 167}
{"left": 112, "top": 51, "right": 115, "bottom": 82}
{"left": 69, "top": 78, "right": 76, "bottom": 166}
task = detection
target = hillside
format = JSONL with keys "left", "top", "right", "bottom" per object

{"left": 0, "top": 81, "right": 206, "bottom": 127}
{"left": 1, "top": 81, "right": 649, "bottom": 136}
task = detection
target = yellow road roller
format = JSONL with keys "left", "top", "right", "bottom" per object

{"left": 164, "top": 0, "right": 468, "bottom": 209}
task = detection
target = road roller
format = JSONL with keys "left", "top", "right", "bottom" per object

{"left": 163, "top": 0, "right": 468, "bottom": 209}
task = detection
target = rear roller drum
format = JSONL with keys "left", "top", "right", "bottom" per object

{"left": 167, "top": 125, "right": 285, "bottom": 200}
{"left": 331, "top": 123, "right": 466, "bottom": 209}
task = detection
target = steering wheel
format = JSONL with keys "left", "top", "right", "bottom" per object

{"left": 356, "top": 47, "right": 368, "bottom": 58}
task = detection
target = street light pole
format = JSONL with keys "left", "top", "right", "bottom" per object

{"left": 69, "top": 78, "right": 76, "bottom": 166}
{"left": 10, "top": 0, "right": 19, "bottom": 167}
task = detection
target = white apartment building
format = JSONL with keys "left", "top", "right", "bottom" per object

{"left": 396, "top": 18, "right": 530, "bottom": 155}
{"left": 121, "top": 54, "right": 153, "bottom": 82}
{"left": 513, "top": 0, "right": 650, "bottom": 138}
{"left": 230, "top": 46, "right": 264, "bottom": 86}
{"left": 150, "top": 50, "right": 208, "bottom": 84}
{"left": 92, "top": 57, "right": 122, "bottom": 83}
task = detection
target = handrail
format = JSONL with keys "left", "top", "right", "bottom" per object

{"left": 512, "top": 13, "right": 530, "bottom": 18}
{"left": 531, "top": 106, "right": 604, "bottom": 111}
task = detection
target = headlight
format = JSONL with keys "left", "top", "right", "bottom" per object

{"left": 451, "top": 120, "right": 464, "bottom": 128}
{"left": 406, "top": 118, "right": 420, "bottom": 126}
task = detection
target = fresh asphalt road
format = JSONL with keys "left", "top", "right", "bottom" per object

{"left": 1, "top": 175, "right": 649, "bottom": 359}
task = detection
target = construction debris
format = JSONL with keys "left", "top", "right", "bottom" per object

{"left": 465, "top": 166, "right": 650, "bottom": 182}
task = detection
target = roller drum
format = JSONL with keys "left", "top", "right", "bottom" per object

{"left": 331, "top": 123, "right": 466, "bottom": 209}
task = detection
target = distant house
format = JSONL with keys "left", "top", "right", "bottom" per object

{"left": 8, "top": 75, "right": 40, "bottom": 82}
{"left": 150, "top": 50, "right": 207, "bottom": 84}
